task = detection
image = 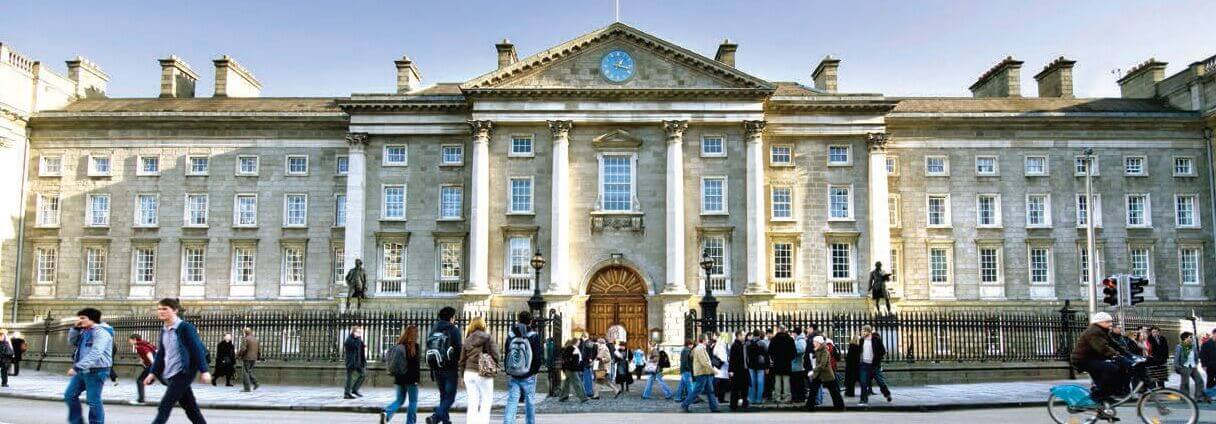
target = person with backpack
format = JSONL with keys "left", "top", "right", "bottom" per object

{"left": 344, "top": 326, "right": 368, "bottom": 399}
{"left": 426, "top": 306, "right": 462, "bottom": 424}
{"left": 503, "top": 311, "right": 542, "bottom": 424}
{"left": 127, "top": 333, "right": 157, "bottom": 404}
{"left": 745, "top": 330, "right": 769, "bottom": 405}
{"left": 641, "top": 341, "right": 674, "bottom": 400}
{"left": 791, "top": 327, "right": 808, "bottom": 403}
{"left": 458, "top": 316, "right": 499, "bottom": 424}
{"left": 380, "top": 325, "right": 421, "bottom": 424}
{"left": 556, "top": 339, "right": 587, "bottom": 402}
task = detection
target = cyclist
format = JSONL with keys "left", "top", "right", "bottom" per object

{"left": 1070, "top": 312, "right": 1133, "bottom": 403}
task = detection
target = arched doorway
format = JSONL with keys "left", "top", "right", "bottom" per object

{"left": 585, "top": 266, "right": 648, "bottom": 351}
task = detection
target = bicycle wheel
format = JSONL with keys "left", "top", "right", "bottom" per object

{"left": 1047, "top": 394, "right": 1096, "bottom": 424}
{"left": 1137, "top": 388, "right": 1198, "bottom": 424}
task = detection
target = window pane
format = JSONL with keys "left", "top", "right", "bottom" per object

{"left": 1130, "top": 248, "right": 1149, "bottom": 277}
{"left": 383, "top": 186, "right": 405, "bottom": 218}
{"left": 286, "top": 195, "right": 307, "bottom": 225}
{"left": 828, "top": 146, "right": 849, "bottom": 164}
{"left": 829, "top": 186, "right": 849, "bottom": 218}
{"left": 191, "top": 157, "right": 209, "bottom": 174}
{"left": 382, "top": 243, "right": 404, "bottom": 280}
{"left": 288, "top": 156, "right": 308, "bottom": 173}
{"left": 239, "top": 157, "right": 258, "bottom": 174}
{"left": 511, "top": 137, "right": 533, "bottom": 155}
{"left": 283, "top": 247, "right": 304, "bottom": 284}
{"left": 830, "top": 243, "right": 850, "bottom": 279}
{"left": 134, "top": 248, "right": 156, "bottom": 284}
{"left": 703, "top": 178, "right": 724, "bottom": 212}
{"left": 85, "top": 247, "right": 106, "bottom": 284}
{"left": 89, "top": 195, "right": 109, "bottom": 226}
{"left": 702, "top": 137, "right": 723, "bottom": 155}
{"left": 979, "top": 248, "right": 998, "bottom": 283}
{"left": 1181, "top": 248, "right": 1199, "bottom": 284}
{"left": 602, "top": 156, "right": 632, "bottom": 211}
{"left": 36, "top": 247, "right": 57, "bottom": 283}
{"left": 1025, "top": 157, "right": 1045, "bottom": 174}
{"left": 1029, "top": 248, "right": 1049, "bottom": 284}
{"left": 930, "top": 248, "right": 948, "bottom": 283}
{"left": 335, "top": 195, "right": 346, "bottom": 226}
{"left": 234, "top": 247, "right": 256, "bottom": 284}
{"left": 508, "top": 237, "right": 531, "bottom": 276}
{"left": 772, "top": 187, "right": 792, "bottom": 219}
{"left": 770, "top": 146, "right": 791, "bottom": 164}
{"left": 186, "top": 195, "right": 208, "bottom": 226}
{"left": 702, "top": 237, "right": 725, "bottom": 276}
{"left": 183, "top": 246, "right": 205, "bottom": 283}
{"left": 440, "top": 187, "right": 462, "bottom": 219}
{"left": 1177, "top": 195, "right": 1195, "bottom": 226}
{"left": 773, "top": 243, "right": 792, "bottom": 280}
{"left": 442, "top": 146, "right": 463, "bottom": 164}
{"left": 510, "top": 178, "right": 533, "bottom": 213}
{"left": 336, "top": 156, "right": 349, "bottom": 174}
{"left": 439, "top": 242, "right": 461, "bottom": 280}
{"left": 385, "top": 147, "right": 407, "bottom": 164}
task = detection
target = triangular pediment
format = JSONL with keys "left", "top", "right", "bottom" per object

{"left": 461, "top": 23, "right": 774, "bottom": 92}
{"left": 592, "top": 129, "right": 643, "bottom": 149}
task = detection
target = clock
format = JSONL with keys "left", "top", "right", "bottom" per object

{"left": 600, "top": 50, "right": 635, "bottom": 83}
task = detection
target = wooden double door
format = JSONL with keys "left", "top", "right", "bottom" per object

{"left": 584, "top": 266, "right": 649, "bottom": 351}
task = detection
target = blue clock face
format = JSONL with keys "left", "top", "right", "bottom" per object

{"left": 600, "top": 50, "right": 635, "bottom": 83}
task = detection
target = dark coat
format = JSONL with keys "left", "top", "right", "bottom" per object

{"left": 1147, "top": 335, "right": 1169, "bottom": 365}
{"left": 1071, "top": 324, "right": 1118, "bottom": 366}
{"left": 561, "top": 345, "right": 582, "bottom": 372}
{"left": 214, "top": 340, "right": 236, "bottom": 377}
{"left": 150, "top": 319, "right": 209, "bottom": 379}
{"left": 389, "top": 344, "right": 422, "bottom": 386}
{"left": 845, "top": 340, "right": 861, "bottom": 373}
{"left": 1198, "top": 339, "right": 1216, "bottom": 369}
{"left": 768, "top": 332, "right": 796, "bottom": 375}
{"left": 10, "top": 338, "right": 24, "bottom": 360}
{"left": 579, "top": 339, "right": 597, "bottom": 368}
{"left": 344, "top": 334, "right": 367, "bottom": 370}
{"left": 745, "top": 339, "right": 769, "bottom": 370}
{"left": 679, "top": 346, "right": 694, "bottom": 373}
{"left": 728, "top": 340, "right": 750, "bottom": 388}
{"left": 861, "top": 333, "right": 887, "bottom": 369}
{"left": 429, "top": 320, "right": 463, "bottom": 371}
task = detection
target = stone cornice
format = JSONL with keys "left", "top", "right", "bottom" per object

{"left": 462, "top": 87, "right": 772, "bottom": 100}
{"left": 0, "top": 102, "right": 30, "bottom": 122}
{"left": 337, "top": 96, "right": 468, "bottom": 113}
{"left": 765, "top": 99, "right": 898, "bottom": 113}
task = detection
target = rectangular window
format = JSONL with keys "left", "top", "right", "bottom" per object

{"left": 828, "top": 185, "right": 851, "bottom": 219}
{"left": 286, "top": 155, "right": 309, "bottom": 175}
{"left": 975, "top": 156, "right": 997, "bottom": 175}
{"left": 284, "top": 194, "right": 307, "bottom": 226}
{"left": 1124, "top": 156, "right": 1146, "bottom": 176}
{"left": 507, "top": 237, "right": 532, "bottom": 277}
{"left": 133, "top": 247, "right": 156, "bottom": 284}
{"left": 1130, "top": 248, "right": 1150, "bottom": 278}
{"left": 772, "top": 242, "right": 793, "bottom": 280}
{"left": 886, "top": 156, "right": 899, "bottom": 176}
{"left": 1176, "top": 194, "right": 1198, "bottom": 227}
{"left": 138, "top": 156, "right": 160, "bottom": 176}
{"left": 88, "top": 155, "right": 111, "bottom": 176}
{"left": 1026, "top": 194, "right": 1050, "bottom": 227}
{"left": 771, "top": 186, "right": 793, "bottom": 220}
{"left": 702, "top": 237, "right": 726, "bottom": 277}
{"left": 188, "top": 156, "right": 210, "bottom": 175}
{"left": 508, "top": 178, "right": 533, "bottom": 214}
{"left": 1029, "top": 247, "right": 1051, "bottom": 284}
{"left": 889, "top": 247, "right": 901, "bottom": 285}
{"left": 37, "top": 193, "right": 61, "bottom": 227}
{"left": 332, "top": 246, "right": 344, "bottom": 284}
{"left": 979, "top": 247, "right": 1000, "bottom": 284}
{"left": 1126, "top": 194, "right": 1150, "bottom": 227}
{"left": 380, "top": 242, "right": 405, "bottom": 291}
{"left": 1180, "top": 247, "right": 1201, "bottom": 285}
{"left": 600, "top": 155, "right": 634, "bottom": 212}
{"left": 830, "top": 243, "right": 851, "bottom": 280}
{"left": 39, "top": 156, "right": 63, "bottom": 177}
{"left": 35, "top": 247, "right": 57, "bottom": 284}
{"left": 135, "top": 194, "right": 158, "bottom": 227}
{"left": 828, "top": 145, "right": 850, "bottom": 165}
{"left": 925, "top": 156, "right": 948, "bottom": 176}
{"left": 929, "top": 247, "right": 949, "bottom": 284}
{"left": 769, "top": 145, "right": 792, "bottom": 166}
{"left": 1078, "top": 246, "right": 1097, "bottom": 285}
{"left": 234, "top": 194, "right": 257, "bottom": 227}
{"left": 334, "top": 194, "right": 347, "bottom": 227}
{"left": 1075, "top": 155, "right": 1096, "bottom": 176}
{"left": 1024, "top": 155, "right": 1048, "bottom": 176}
{"left": 927, "top": 194, "right": 949, "bottom": 227}
{"left": 441, "top": 145, "right": 464, "bottom": 165}
{"left": 701, "top": 177, "right": 726, "bottom": 214}
{"left": 184, "top": 194, "right": 209, "bottom": 227}
{"left": 1076, "top": 194, "right": 1102, "bottom": 227}
{"left": 510, "top": 136, "right": 534, "bottom": 157}
{"left": 282, "top": 246, "right": 305, "bottom": 285}
{"left": 888, "top": 194, "right": 901, "bottom": 228}
{"left": 977, "top": 194, "right": 1000, "bottom": 227}
{"left": 237, "top": 156, "right": 259, "bottom": 175}
{"left": 181, "top": 246, "right": 205, "bottom": 284}
{"left": 1174, "top": 157, "right": 1195, "bottom": 176}
{"left": 439, "top": 186, "right": 462, "bottom": 220}
{"left": 84, "top": 247, "right": 106, "bottom": 285}
{"left": 382, "top": 185, "right": 406, "bottom": 219}
{"left": 701, "top": 136, "right": 724, "bottom": 157}
{"left": 438, "top": 241, "right": 462, "bottom": 281}
{"left": 384, "top": 145, "right": 408, "bottom": 165}
{"left": 232, "top": 247, "right": 256, "bottom": 285}
{"left": 335, "top": 155, "right": 349, "bottom": 175}
{"left": 86, "top": 194, "right": 110, "bottom": 227}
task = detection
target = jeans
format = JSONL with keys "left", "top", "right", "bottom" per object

{"left": 1078, "top": 358, "right": 1131, "bottom": 401}
{"left": 430, "top": 369, "right": 459, "bottom": 424}
{"left": 641, "top": 371, "right": 673, "bottom": 399}
{"left": 463, "top": 371, "right": 494, "bottom": 424}
{"left": 135, "top": 367, "right": 151, "bottom": 402}
{"left": 581, "top": 365, "right": 595, "bottom": 397}
{"left": 65, "top": 368, "right": 107, "bottom": 424}
{"left": 503, "top": 375, "right": 536, "bottom": 424}
{"left": 773, "top": 374, "right": 791, "bottom": 402}
{"left": 558, "top": 370, "right": 587, "bottom": 401}
{"left": 241, "top": 360, "right": 259, "bottom": 391}
{"left": 675, "top": 371, "right": 693, "bottom": 401}
{"left": 858, "top": 363, "right": 891, "bottom": 403}
{"left": 384, "top": 384, "right": 419, "bottom": 424}
{"left": 681, "top": 375, "right": 721, "bottom": 412}
{"left": 1179, "top": 366, "right": 1206, "bottom": 400}
{"left": 747, "top": 369, "right": 765, "bottom": 404}
{"left": 152, "top": 373, "right": 207, "bottom": 424}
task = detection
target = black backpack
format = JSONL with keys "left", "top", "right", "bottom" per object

{"left": 658, "top": 350, "right": 671, "bottom": 369}
{"left": 425, "top": 329, "right": 454, "bottom": 370}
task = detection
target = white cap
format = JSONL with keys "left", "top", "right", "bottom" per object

{"left": 1090, "top": 312, "right": 1114, "bottom": 324}
{"left": 813, "top": 336, "right": 825, "bottom": 344}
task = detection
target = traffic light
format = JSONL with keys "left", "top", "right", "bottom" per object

{"left": 1101, "top": 277, "right": 1120, "bottom": 306}
{"left": 1128, "top": 276, "right": 1148, "bottom": 305}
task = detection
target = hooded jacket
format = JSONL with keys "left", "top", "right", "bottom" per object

{"left": 69, "top": 323, "right": 114, "bottom": 371}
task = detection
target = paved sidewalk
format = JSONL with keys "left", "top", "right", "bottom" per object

{"left": 0, "top": 370, "right": 1188, "bottom": 414}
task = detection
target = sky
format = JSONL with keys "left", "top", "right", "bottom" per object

{"left": 2, "top": 1, "right": 1212, "bottom": 98}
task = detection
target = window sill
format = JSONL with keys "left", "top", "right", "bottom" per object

{"left": 236, "top": 173, "right": 260, "bottom": 177}
{"left": 701, "top": 211, "right": 729, "bottom": 216}
{"left": 925, "top": 173, "right": 950, "bottom": 177}
{"left": 436, "top": 218, "right": 465, "bottom": 222}
{"left": 1177, "top": 225, "right": 1202, "bottom": 230}
{"left": 827, "top": 162, "right": 852, "bottom": 167}
{"left": 976, "top": 173, "right": 999, "bottom": 177}
{"left": 1074, "top": 174, "right": 1100, "bottom": 177}
{"left": 39, "top": 174, "right": 62, "bottom": 178}
{"left": 382, "top": 163, "right": 408, "bottom": 168}
{"left": 1025, "top": 173, "right": 1049, "bottom": 177}
{"left": 769, "top": 163, "right": 794, "bottom": 168}
{"left": 380, "top": 218, "right": 408, "bottom": 222}
{"left": 1074, "top": 225, "right": 1103, "bottom": 229}
{"left": 133, "top": 225, "right": 159, "bottom": 229}
{"left": 233, "top": 225, "right": 258, "bottom": 229}
{"left": 977, "top": 225, "right": 1003, "bottom": 229}
{"left": 282, "top": 225, "right": 308, "bottom": 229}
{"left": 1126, "top": 225, "right": 1152, "bottom": 229}
{"left": 285, "top": 173, "right": 310, "bottom": 177}
{"left": 1125, "top": 173, "right": 1147, "bottom": 177}
{"left": 700, "top": 154, "right": 727, "bottom": 159}
{"left": 769, "top": 218, "right": 796, "bottom": 223}
{"left": 507, "top": 154, "right": 535, "bottom": 159}
{"left": 1026, "top": 225, "right": 1052, "bottom": 229}
{"left": 827, "top": 217, "right": 855, "bottom": 222}
{"left": 1174, "top": 174, "right": 1198, "bottom": 178}
{"left": 87, "top": 174, "right": 113, "bottom": 178}
{"left": 591, "top": 210, "right": 643, "bottom": 216}
{"left": 86, "top": 225, "right": 110, "bottom": 229}
{"left": 183, "top": 225, "right": 210, "bottom": 229}
{"left": 506, "top": 212, "right": 535, "bottom": 216}
{"left": 439, "top": 163, "right": 464, "bottom": 168}
{"left": 926, "top": 225, "right": 952, "bottom": 229}
{"left": 335, "top": 174, "right": 348, "bottom": 178}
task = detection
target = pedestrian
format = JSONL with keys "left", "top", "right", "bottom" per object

{"left": 675, "top": 339, "right": 694, "bottom": 402}
{"left": 380, "top": 325, "right": 421, "bottom": 424}
{"left": 843, "top": 335, "right": 861, "bottom": 397}
{"left": 745, "top": 330, "right": 769, "bottom": 405}
{"left": 458, "top": 316, "right": 499, "bottom": 424}
{"left": 237, "top": 327, "right": 260, "bottom": 392}
{"left": 681, "top": 333, "right": 721, "bottom": 413}
{"left": 641, "top": 341, "right": 674, "bottom": 400}
{"left": 1147, "top": 326, "right": 1170, "bottom": 389}
{"left": 145, "top": 298, "right": 211, "bottom": 424}
{"left": 768, "top": 326, "right": 795, "bottom": 403}
{"left": 127, "top": 334, "right": 156, "bottom": 404}
{"left": 1200, "top": 328, "right": 1216, "bottom": 389}
{"left": 213, "top": 333, "right": 236, "bottom": 387}
{"left": 65, "top": 307, "right": 114, "bottom": 424}
{"left": 1175, "top": 332, "right": 1211, "bottom": 402}
{"left": 425, "top": 306, "right": 462, "bottom": 424}
{"left": 503, "top": 311, "right": 543, "bottom": 424}
{"left": 631, "top": 346, "right": 646, "bottom": 380}
{"left": 596, "top": 338, "right": 618, "bottom": 395}
{"left": 344, "top": 326, "right": 368, "bottom": 399}
{"left": 790, "top": 327, "right": 808, "bottom": 403}
{"left": 727, "top": 330, "right": 750, "bottom": 411}
{"left": 857, "top": 325, "right": 892, "bottom": 406}
{"left": 0, "top": 330, "right": 12, "bottom": 388}
{"left": 613, "top": 341, "right": 634, "bottom": 397}
{"left": 579, "top": 332, "right": 599, "bottom": 399}
{"left": 712, "top": 334, "right": 729, "bottom": 403}
{"left": 557, "top": 339, "right": 587, "bottom": 402}
{"left": 10, "top": 332, "right": 25, "bottom": 376}
{"left": 761, "top": 329, "right": 774, "bottom": 402}
{"left": 107, "top": 342, "right": 119, "bottom": 387}
{"left": 805, "top": 336, "right": 844, "bottom": 412}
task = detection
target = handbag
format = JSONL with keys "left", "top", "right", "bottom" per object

{"left": 644, "top": 361, "right": 657, "bottom": 374}
{"left": 477, "top": 350, "right": 499, "bottom": 378}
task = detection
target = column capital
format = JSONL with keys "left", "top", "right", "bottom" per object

{"left": 548, "top": 120, "right": 573, "bottom": 140}
{"left": 867, "top": 132, "right": 890, "bottom": 153}
{"left": 345, "top": 132, "right": 369, "bottom": 151}
{"left": 468, "top": 120, "right": 494, "bottom": 141}
{"left": 663, "top": 120, "right": 688, "bottom": 144}
{"left": 743, "top": 120, "right": 766, "bottom": 141}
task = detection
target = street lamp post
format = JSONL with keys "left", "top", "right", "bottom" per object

{"left": 1084, "top": 147, "right": 1097, "bottom": 316}
{"left": 698, "top": 251, "right": 719, "bottom": 335}
{"left": 528, "top": 250, "right": 547, "bottom": 318}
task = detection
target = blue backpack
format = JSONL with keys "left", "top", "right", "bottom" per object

{"left": 1050, "top": 385, "right": 1097, "bottom": 408}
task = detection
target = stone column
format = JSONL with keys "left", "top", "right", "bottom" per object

{"left": 547, "top": 120, "right": 573, "bottom": 294}
{"left": 466, "top": 120, "right": 494, "bottom": 294}
{"left": 342, "top": 133, "right": 369, "bottom": 279}
{"left": 744, "top": 120, "right": 769, "bottom": 293}
{"left": 663, "top": 120, "right": 689, "bottom": 294}
{"left": 867, "top": 132, "right": 892, "bottom": 275}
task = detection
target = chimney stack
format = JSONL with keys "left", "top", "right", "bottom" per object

{"left": 714, "top": 39, "right": 738, "bottom": 68}
{"left": 812, "top": 55, "right": 840, "bottom": 93}
{"left": 65, "top": 56, "right": 109, "bottom": 99}
{"left": 1034, "top": 56, "right": 1076, "bottom": 98}
{"left": 970, "top": 56, "right": 1024, "bottom": 98}
{"left": 213, "top": 55, "right": 262, "bottom": 98}
{"left": 1117, "top": 58, "right": 1167, "bottom": 99}
{"left": 496, "top": 39, "right": 518, "bottom": 69}
{"left": 394, "top": 55, "right": 423, "bottom": 94}
{"left": 158, "top": 55, "right": 199, "bottom": 98}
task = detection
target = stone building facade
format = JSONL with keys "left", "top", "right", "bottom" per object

{"left": 1, "top": 24, "right": 1214, "bottom": 345}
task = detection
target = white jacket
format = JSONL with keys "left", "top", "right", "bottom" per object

{"left": 713, "top": 341, "right": 730, "bottom": 379}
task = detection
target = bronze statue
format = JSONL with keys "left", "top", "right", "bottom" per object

{"left": 345, "top": 259, "right": 368, "bottom": 310}
{"left": 869, "top": 261, "right": 893, "bottom": 315}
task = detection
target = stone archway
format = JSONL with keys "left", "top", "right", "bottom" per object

{"left": 585, "top": 265, "right": 649, "bottom": 351}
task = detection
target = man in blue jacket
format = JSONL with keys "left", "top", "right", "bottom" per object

{"left": 65, "top": 307, "right": 114, "bottom": 424}
{"left": 144, "top": 298, "right": 211, "bottom": 424}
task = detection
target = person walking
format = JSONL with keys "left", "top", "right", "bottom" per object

{"left": 64, "top": 308, "right": 114, "bottom": 424}
{"left": 1147, "top": 327, "right": 1169, "bottom": 389}
{"left": 727, "top": 330, "right": 750, "bottom": 411}
{"left": 458, "top": 316, "right": 499, "bottom": 424}
{"left": 631, "top": 346, "right": 646, "bottom": 380}
{"left": 1200, "top": 328, "right": 1216, "bottom": 389}
{"left": 805, "top": 336, "right": 844, "bottom": 411}
{"left": 213, "top": 333, "right": 236, "bottom": 387}
{"left": 127, "top": 334, "right": 156, "bottom": 404}
{"left": 768, "top": 326, "right": 795, "bottom": 403}
{"left": 712, "top": 334, "right": 729, "bottom": 403}
{"left": 344, "top": 326, "right": 368, "bottom": 399}
{"left": 790, "top": 328, "right": 808, "bottom": 403}
{"left": 0, "top": 330, "right": 12, "bottom": 388}
{"left": 857, "top": 325, "right": 892, "bottom": 406}
{"left": 10, "top": 332, "right": 25, "bottom": 377}
{"left": 745, "top": 330, "right": 769, "bottom": 405}
{"left": 641, "top": 341, "right": 674, "bottom": 400}
{"left": 145, "top": 298, "right": 211, "bottom": 424}
{"left": 237, "top": 327, "right": 260, "bottom": 392}
{"left": 596, "top": 338, "right": 617, "bottom": 395}
{"left": 579, "top": 334, "right": 599, "bottom": 399}
{"left": 681, "top": 334, "right": 721, "bottom": 413}
{"left": 503, "top": 311, "right": 543, "bottom": 424}
{"left": 843, "top": 335, "right": 862, "bottom": 397}
{"left": 557, "top": 338, "right": 588, "bottom": 402}
{"left": 1175, "top": 332, "right": 1211, "bottom": 402}
{"left": 675, "top": 339, "right": 694, "bottom": 402}
{"left": 761, "top": 329, "right": 774, "bottom": 403}
{"left": 381, "top": 325, "right": 421, "bottom": 424}
{"left": 425, "top": 306, "right": 462, "bottom": 424}
{"left": 613, "top": 341, "right": 634, "bottom": 397}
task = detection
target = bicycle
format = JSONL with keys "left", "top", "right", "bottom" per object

{"left": 1048, "top": 356, "right": 1199, "bottom": 424}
